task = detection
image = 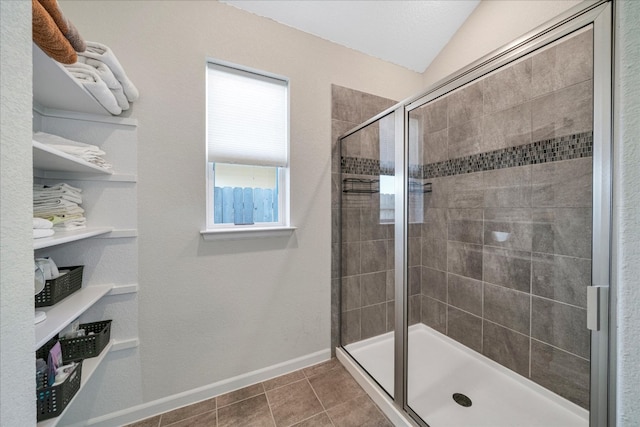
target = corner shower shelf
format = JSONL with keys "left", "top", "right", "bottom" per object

{"left": 409, "top": 181, "right": 432, "bottom": 193}
{"left": 343, "top": 178, "right": 379, "bottom": 194}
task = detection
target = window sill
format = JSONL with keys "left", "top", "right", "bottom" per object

{"left": 200, "top": 226, "right": 296, "bottom": 241}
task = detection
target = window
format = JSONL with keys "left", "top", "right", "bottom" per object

{"left": 205, "top": 61, "right": 290, "bottom": 235}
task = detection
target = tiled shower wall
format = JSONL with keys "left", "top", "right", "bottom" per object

{"left": 332, "top": 27, "right": 593, "bottom": 410}
{"left": 331, "top": 86, "right": 397, "bottom": 352}
{"left": 413, "top": 27, "right": 593, "bottom": 409}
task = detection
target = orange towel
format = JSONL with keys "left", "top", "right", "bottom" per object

{"left": 32, "top": 0, "right": 77, "bottom": 64}
{"left": 37, "top": 0, "right": 68, "bottom": 34}
{"left": 37, "top": 0, "right": 86, "bottom": 52}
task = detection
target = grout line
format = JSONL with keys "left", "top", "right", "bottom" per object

{"left": 162, "top": 410, "right": 216, "bottom": 427}
{"left": 307, "top": 377, "right": 328, "bottom": 412}
{"left": 530, "top": 293, "right": 588, "bottom": 310}
{"left": 217, "top": 386, "right": 265, "bottom": 409}
{"left": 262, "top": 387, "right": 278, "bottom": 427}
{"left": 530, "top": 337, "right": 591, "bottom": 362}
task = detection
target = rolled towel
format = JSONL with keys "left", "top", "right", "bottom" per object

{"left": 77, "top": 57, "right": 129, "bottom": 110}
{"left": 79, "top": 41, "right": 139, "bottom": 102}
{"left": 65, "top": 20, "right": 87, "bottom": 52}
{"left": 33, "top": 218, "right": 54, "bottom": 229}
{"left": 32, "top": 0, "right": 77, "bottom": 64}
{"left": 64, "top": 63, "right": 122, "bottom": 115}
{"left": 37, "top": 0, "right": 86, "bottom": 52}
{"left": 34, "top": 228, "right": 55, "bottom": 239}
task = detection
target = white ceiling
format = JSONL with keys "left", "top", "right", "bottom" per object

{"left": 220, "top": 0, "right": 480, "bottom": 73}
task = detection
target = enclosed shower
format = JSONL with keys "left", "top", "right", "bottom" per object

{"left": 335, "top": 2, "right": 612, "bottom": 426}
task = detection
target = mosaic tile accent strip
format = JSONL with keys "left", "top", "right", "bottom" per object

{"left": 341, "top": 132, "right": 592, "bottom": 179}
{"left": 422, "top": 132, "right": 593, "bottom": 179}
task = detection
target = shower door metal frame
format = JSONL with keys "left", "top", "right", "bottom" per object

{"left": 337, "top": 1, "right": 614, "bottom": 426}
{"left": 396, "top": 1, "right": 614, "bottom": 426}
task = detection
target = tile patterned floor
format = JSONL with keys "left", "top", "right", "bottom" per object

{"left": 126, "top": 359, "right": 393, "bottom": 427}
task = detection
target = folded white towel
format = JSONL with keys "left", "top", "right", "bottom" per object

{"left": 53, "top": 218, "right": 86, "bottom": 230}
{"left": 79, "top": 41, "right": 138, "bottom": 102}
{"left": 65, "top": 63, "right": 122, "bottom": 115}
{"left": 33, "top": 218, "right": 53, "bottom": 229}
{"left": 33, "top": 132, "right": 106, "bottom": 157}
{"left": 77, "top": 56, "right": 129, "bottom": 110}
{"left": 33, "top": 228, "right": 55, "bottom": 239}
{"left": 34, "top": 183, "right": 83, "bottom": 193}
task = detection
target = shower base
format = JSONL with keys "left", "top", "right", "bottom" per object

{"left": 341, "top": 324, "right": 588, "bottom": 427}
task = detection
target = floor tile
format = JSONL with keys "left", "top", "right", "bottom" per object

{"left": 218, "top": 394, "right": 275, "bottom": 427}
{"left": 159, "top": 398, "right": 216, "bottom": 426}
{"left": 164, "top": 410, "right": 217, "bottom": 427}
{"left": 125, "top": 415, "right": 161, "bottom": 427}
{"left": 303, "top": 358, "right": 341, "bottom": 378}
{"left": 291, "top": 412, "right": 334, "bottom": 427}
{"left": 307, "top": 366, "right": 365, "bottom": 410}
{"left": 263, "top": 369, "right": 306, "bottom": 391}
{"left": 266, "top": 379, "right": 324, "bottom": 426}
{"left": 326, "top": 395, "right": 392, "bottom": 427}
{"left": 218, "top": 383, "right": 265, "bottom": 408}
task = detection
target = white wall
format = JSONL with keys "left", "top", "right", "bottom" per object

{"left": 0, "top": 1, "right": 36, "bottom": 426}
{"left": 60, "top": 0, "right": 423, "bottom": 415}
{"left": 422, "top": 0, "right": 583, "bottom": 87}
{"left": 614, "top": 0, "right": 640, "bottom": 424}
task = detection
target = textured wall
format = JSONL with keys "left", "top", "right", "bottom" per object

{"left": 422, "top": 0, "right": 583, "bottom": 88}
{"left": 0, "top": 1, "right": 36, "bottom": 425}
{"left": 615, "top": 0, "right": 640, "bottom": 424}
{"left": 59, "top": 0, "right": 422, "bottom": 416}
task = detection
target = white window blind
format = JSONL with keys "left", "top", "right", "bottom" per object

{"left": 207, "top": 62, "right": 288, "bottom": 167}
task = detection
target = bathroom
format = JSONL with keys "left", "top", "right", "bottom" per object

{"left": 1, "top": 0, "right": 639, "bottom": 426}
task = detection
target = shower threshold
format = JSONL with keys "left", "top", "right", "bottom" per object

{"left": 341, "top": 324, "right": 588, "bottom": 427}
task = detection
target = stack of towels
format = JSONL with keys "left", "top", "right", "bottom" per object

{"left": 33, "top": 218, "right": 54, "bottom": 239}
{"left": 65, "top": 42, "right": 139, "bottom": 115}
{"left": 33, "top": 131, "right": 112, "bottom": 171}
{"left": 32, "top": 0, "right": 138, "bottom": 115}
{"left": 33, "top": 183, "right": 86, "bottom": 231}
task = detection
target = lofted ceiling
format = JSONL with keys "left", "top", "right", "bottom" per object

{"left": 220, "top": 0, "right": 480, "bottom": 73}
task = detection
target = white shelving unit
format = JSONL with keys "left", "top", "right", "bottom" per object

{"left": 33, "top": 227, "right": 113, "bottom": 250}
{"left": 33, "top": 140, "right": 114, "bottom": 175}
{"left": 37, "top": 341, "right": 114, "bottom": 427}
{"left": 33, "top": 44, "right": 139, "bottom": 426}
{"left": 35, "top": 284, "right": 113, "bottom": 350}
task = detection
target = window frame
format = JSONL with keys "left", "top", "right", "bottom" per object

{"left": 203, "top": 59, "right": 293, "bottom": 239}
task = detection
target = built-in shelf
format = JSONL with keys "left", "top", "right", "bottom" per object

{"left": 95, "top": 229, "right": 138, "bottom": 239}
{"left": 34, "top": 169, "right": 137, "bottom": 182}
{"left": 34, "top": 227, "right": 114, "bottom": 250}
{"left": 35, "top": 284, "right": 113, "bottom": 350}
{"left": 33, "top": 44, "right": 110, "bottom": 116}
{"left": 33, "top": 140, "right": 113, "bottom": 176}
{"left": 107, "top": 284, "right": 139, "bottom": 296}
{"left": 36, "top": 340, "right": 114, "bottom": 427}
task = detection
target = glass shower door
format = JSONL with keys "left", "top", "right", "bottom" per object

{"left": 340, "top": 111, "right": 396, "bottom": 398}
{"left": 405, "top": 26, "right": 597, "bottom": 427}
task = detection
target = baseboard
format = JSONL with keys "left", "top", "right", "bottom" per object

{"left": 72, "top": 348, "right": 331, "bottom": 427}
{"left": 336, "top": 347, "right": 416, "bottom": 427}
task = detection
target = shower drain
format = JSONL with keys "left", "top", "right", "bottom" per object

{"left": 452, "top": 393, "right": 472, "bottom": 407}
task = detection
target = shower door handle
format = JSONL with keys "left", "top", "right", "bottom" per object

{"left": 587, "top": 286, "right": 607, "bottom": 331}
